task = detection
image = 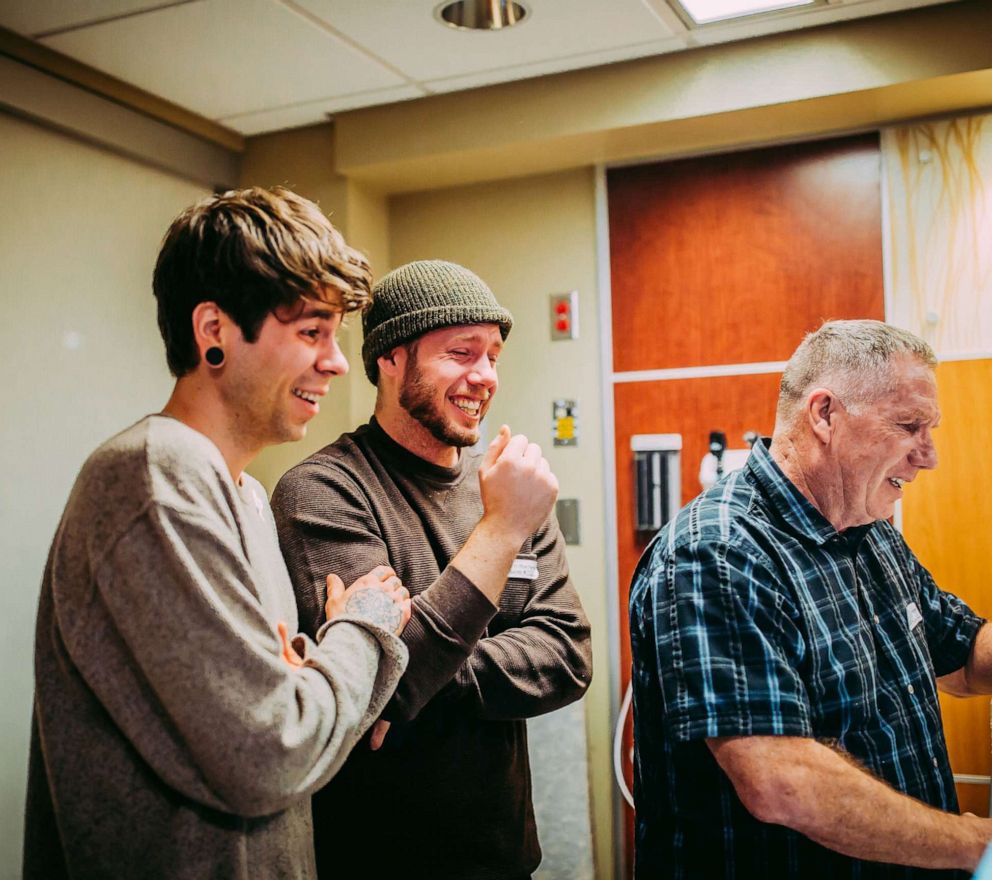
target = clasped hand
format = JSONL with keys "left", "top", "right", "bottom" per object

{"left": 277, "top": 564, "right": 411, "bottom": 667}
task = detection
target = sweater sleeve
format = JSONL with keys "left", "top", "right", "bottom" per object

{"left": 441, "top": 513, "right": 593, "bottom": 721}
{"left": 272, "top": 459, "right": 591, "bottom": 723}
{"left": 272, "top": 461, "right": 495, "bottom": 719}
{"left": 59, "top": 502, "right": 407, "bottom": 819}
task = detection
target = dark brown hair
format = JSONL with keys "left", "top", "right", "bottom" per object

{"left": 153, "top": 186, "right": 371, "bottom": 376}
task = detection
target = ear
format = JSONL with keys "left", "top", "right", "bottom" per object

{"left": 805, "top": 388, "right": 839, "bottom": 445}
{"left": 377, "top": 345, "right": 406, "bottom": 379}
{"left": 190, "top": 302, "right": 228, "bottom": 360}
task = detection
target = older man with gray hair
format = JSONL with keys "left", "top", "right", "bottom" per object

{"left": 630, "top": 319, "right": 992, "bottom": 878}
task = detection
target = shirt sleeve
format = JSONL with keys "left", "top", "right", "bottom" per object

{"left": 910, "top": 550, "right": 984, "bottom": 677}
{"left": 635, "top": 532, "right": 812, "bottom": 743}
{"left": 440, "top": 514, "right": 593, "bottom": 721}
{"left": 272, "top": 460, "right": 591, "bottom": 723}
{"left": 60, "top": 502, "right": 407, "bottom": 819}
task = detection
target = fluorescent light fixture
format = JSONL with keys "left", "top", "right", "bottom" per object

{"left": 678, "top": 0, "right": 815, "bottom": 25}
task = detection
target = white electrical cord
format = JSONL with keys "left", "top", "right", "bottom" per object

{"left": 613, "top": 681, "right": 635, "bottom": 808}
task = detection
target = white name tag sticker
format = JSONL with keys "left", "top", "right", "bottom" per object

{"left": 509, "top": 556, "right": 539, "bottom": 581}
{"left": 906, "top": 601, "right": 923, "bottom": 631}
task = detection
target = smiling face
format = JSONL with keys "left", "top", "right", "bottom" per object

{"left": 395, "top": 323, "right": 502, "bottom": 451}
{"left": 828, "top": 355, "right": 940, "bottom": 527}
{"left": 221, "top": 300, "right": 348, "bottom": 449}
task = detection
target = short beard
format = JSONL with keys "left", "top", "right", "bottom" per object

{"left": 399, "top": 353, "right": 479, "bottom": 449}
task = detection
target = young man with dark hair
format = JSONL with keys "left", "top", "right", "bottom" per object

{"left": 273, "top": 259, "right": 593, "bottom": 879}
{"left": 24, "top": 187, "right": 411, "bottom": 880}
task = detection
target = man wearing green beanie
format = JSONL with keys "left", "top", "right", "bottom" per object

{"left": 272, "top": 259, "right": 593, "bottom": 879}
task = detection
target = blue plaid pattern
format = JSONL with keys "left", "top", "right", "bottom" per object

{"left": 629, "top": 439, "right": 983, "bottom": 879}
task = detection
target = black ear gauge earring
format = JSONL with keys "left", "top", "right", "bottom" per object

{"left": 205, "top": 346, "right": 225, "bottom": 367}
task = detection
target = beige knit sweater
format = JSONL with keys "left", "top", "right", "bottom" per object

{"left": 24, "top": 415, "right": 407, "bottom": 879}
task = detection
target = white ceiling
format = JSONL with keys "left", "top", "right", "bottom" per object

{"left": 0, "top": 0, "right": 960, "bottom": 136}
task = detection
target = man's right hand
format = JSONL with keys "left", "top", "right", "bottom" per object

{"left": 960, "top": 813, "right": 992, "bottom": 872}
{"left": 324, "top": 565, "right": 411, "bottom": 635}
{"left": 478, "top": 424, "right": 559, "bottom": 546}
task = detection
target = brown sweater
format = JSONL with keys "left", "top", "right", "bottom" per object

{"left": 272, "top": 419, "right": 593, "bottom": 880}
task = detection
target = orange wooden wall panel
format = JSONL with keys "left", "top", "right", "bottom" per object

{"left": 607, "top": 134, "right": 885, "bottom": 373}
{"left": 902, "top": 358, "right": 992, "bottom": 813}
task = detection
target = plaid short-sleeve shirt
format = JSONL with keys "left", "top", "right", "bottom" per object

{"left": 629, "top": 439, "right": 983, "bottom": 879}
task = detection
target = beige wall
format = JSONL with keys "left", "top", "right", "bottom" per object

{"left": 389, "top": 169, "right": 609, "bottom": 880}
{"left": 342, "top": 180, "right": 388, "bottom": 427}
{"left": 0, "top": 110, "right": 207, "bottom": 878}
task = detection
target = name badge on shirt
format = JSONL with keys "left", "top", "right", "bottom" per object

{"left": 509, "top": 555, "right": 539, "bottom": 581}
{"left": 906, "top": 601, "right": 923, "bottom": 631}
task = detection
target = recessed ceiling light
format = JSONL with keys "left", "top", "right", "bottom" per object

{"left": 677, "top": 0, "right": 816, "bottom": 26}
{"left": 435, "top": 0, "right": 529, "bottom": 31}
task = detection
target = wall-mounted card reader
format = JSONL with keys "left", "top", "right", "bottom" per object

{"left": 553, "top": 399, "right": 578, "bottom": 447}
{"left": 631, "top": 434, "right": 682, "bottom": 533}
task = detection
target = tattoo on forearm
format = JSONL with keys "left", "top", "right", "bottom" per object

{"left": 345, "top": 588, "right": 402, "bottom": 632}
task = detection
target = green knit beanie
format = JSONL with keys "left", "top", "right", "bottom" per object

{"left": 362, "top": 260, "right": 513, "bottom": 383}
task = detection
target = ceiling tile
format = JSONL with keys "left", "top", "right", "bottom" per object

{"left": 2, "top": 0, "right": 962, "bottom": 137}
{"left": 294, "top": 0, "right": 680, "bottom": 82}
{"left": 219, "top": 84, "right": 425, "bottom": 134}
{"left": 0, "top": 0, "right": 173, "bottom": 37}
{"left": 40, "top": 0, "right": 407, "bottom": 120}
{"left": 423, "top": 36, "right": 686, "bottom": 95}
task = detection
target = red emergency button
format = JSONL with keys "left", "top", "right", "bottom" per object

{"left": 549, "top": 291, "right": 578, "bottom": 340}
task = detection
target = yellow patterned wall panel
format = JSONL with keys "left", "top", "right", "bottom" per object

{"left": 883, "top": 115, "right": 992, "bottom": 355}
